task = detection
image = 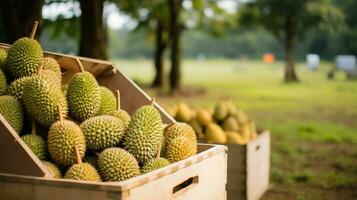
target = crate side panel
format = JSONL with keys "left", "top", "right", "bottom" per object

{"left": 125, "top": 149, "right": 227, "bottom": 200}
{"left": 226, "top": 144, "right": 247, "bottom": 200}
{"left": 246, "top": 131, "right": 270, "bottom": 200}
{"left": 0, "top": 115, "right": 48, "bottom": 177}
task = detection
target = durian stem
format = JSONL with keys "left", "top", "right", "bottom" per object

{"left": 150, "top": 98, "right": 155, "bottom": 106}
{"left": 74, "top": 146, "right": 82, "bottom": 165}
{"left": 31, "top": 121, "right": 36, "bottom": 135}
{"left": 57, "top": 105, "right": 64, "bottom": 124}
{"left": 75, "top": 58, "right": 85, "bottom": 72}
{"left": 116, "top": 90, "right": 121, "bottom": 110}
{"left": 30, "top": 21, "right": 38, "bottom": 39}
{"left": 156, "top": 142, "right": 162, "bottom": 158}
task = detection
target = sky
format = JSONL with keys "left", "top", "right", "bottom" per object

{"left": 42, "top": 0, "right": 239, "bottom": 30}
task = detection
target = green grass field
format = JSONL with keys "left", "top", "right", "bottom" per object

{"left": 113, "top": 59, "right": 357, "bottom": 199}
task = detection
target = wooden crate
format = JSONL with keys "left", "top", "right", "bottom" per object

{"left": 227, "top": 131, "right": 270, "bottom": 200}
{"left": 0, "top": 43, "right": 228, "bottom": 200}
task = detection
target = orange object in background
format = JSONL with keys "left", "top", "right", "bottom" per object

{"left": 262, "top": 53, "right": 275, "bottom": 64}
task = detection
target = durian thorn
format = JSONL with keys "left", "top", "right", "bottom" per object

{"left": 57, "top": 105, "right": 64, "bottom": 124}
{"left": 116, "top": 90, "right": 121, "bottom": 110}
{"left": 31, "top": 120, "right": 36, "bottom": 135}
{"left": 150, "top": 98, "right": 155, "bottom": 106}
{"left": 74, "top": 146, "right": 82, "bottom": 165}
{"left": 30, "top": 21, "right": 38, "bottom": 39}
{"left": 75, "top": 58, "right": 85, "bottom": 72}
{"left": 37, "top": 62, "right": 44, "bottom": 75}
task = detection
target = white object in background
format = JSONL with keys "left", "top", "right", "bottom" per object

{"left": 335, "top": 55, "right": 357, "bottom": 71}
{"left": 306, "top": 54, "right": 320, "bottom": 70}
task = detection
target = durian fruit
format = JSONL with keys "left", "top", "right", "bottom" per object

{"left": 221, "top": 116, "right": 239, "bottom": 132}
{"left": 67, "top": 58, "right": 100, "bottom": 121}
{"left": 123, "top": 98, "right": 163, "bottom": 164}
{"left": 205, "top": 123, "right": 227, "bottom": 143}
{"left": 43, "top": 57, "right": 61, "bottom": 75}
{"left": 22, "top": 64, "right": 68, "bottom": 127}
{"left": 165, "top": 136, "right": 197, "bottom": 163}
{"left": 188, "top": 119, "right": 204, "bottom": 139}
{"left": 98, "top": 147, "right": 140, "bottom": 181}
{"left": 47, "top": 107, "right": 86, "bottom": 167}
{"left": 21, "top": 121, "right": 46, "bottom": 160}
{"left": 240, "top": 123, "right": 252, "bottom": 141}
{"left": 80, "top": 115, "right": 125, "bottom": 151}
{"left": 98, "top": 86, "right": 116, "bottom": 115}
{"left": 175, "top": 102, "right": 193, "bottom": 122}
{"left": 213, "top": 101, "right": 229, "bottom": 122}
{"left": 40, "top": 69, "right": 62, "bottom": 88}
{"left": 0, "top": 69, "right": 7, "bottom": 94}
{"left": 226, "top": 131, "right": 245, "bottom": 145}
{"left": 5, "top": 76, "right": 31, "bottom": 101}
{"left": 236, "top": 110, "right": 249, "bottom": 124}
{"left": 226, "top": 100, "right": 237, "bottom": 116}
{"left": 61, "top": 84, "right": 68, "bottom": 97}
{"left": 6, "top": 21, "right": 43, "bottom": 79}
{"left": 0, "top": 49, "right": 7, "bottom": 68}
{"left": 164, "top": 122, "right": 197, "bottom": 143}
{"left": 0, "top": 95, "right": 24, "bottom": 133}
{"left": 64, "top": 146, "right": 101, "bottom": 182}
{"left": 107, "top": 90, "right": 130, "bottom": 128}
{"left": 196, "top": 109, "right": 212, "bottom": 127}
{"left": 42, "top": 161, "right": 61, "bottom": 178}
{"left": 141, "top": 158, "right": 170, "bottom": 174}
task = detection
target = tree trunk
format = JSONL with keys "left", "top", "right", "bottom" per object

{"left": 283, "top": 15, "right": 299, "bottom": 82}
{"left": 79, "top": 0, "right": 107, "bottom": 60}
{"left": 168, "top": 0, "right": 182, "bottom": 91}
{"left": 152, "top": 20, "right": 167, "bottom": 88}
{"left": 1, "top": 0, "right": 44, "bottom": 43}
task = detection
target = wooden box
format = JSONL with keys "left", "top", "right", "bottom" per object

{"left": 227, "top": 131, "right": 270, "bottom": 200}
{"left": 0, "top": 43, "right": 228, "bottom": 200}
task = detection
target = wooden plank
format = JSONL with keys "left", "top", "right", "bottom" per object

{"left": 0, "top": 144, "right": 227, "bottom": 200}
{"left": 246, "top": 131, "right": 270, "bottom": 200}
{"left": 0, "top": 114, "right": 50, "bottom": 177}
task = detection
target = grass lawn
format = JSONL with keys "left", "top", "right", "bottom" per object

{"left": 113, "top": 59, "right": 357, "bottom": 200}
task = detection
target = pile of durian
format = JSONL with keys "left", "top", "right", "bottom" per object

{"left": 167, "top": 100, "right": 258, "bottom": 145}
{"left": 0, "top": 22, "right": 197, "bottom": 182}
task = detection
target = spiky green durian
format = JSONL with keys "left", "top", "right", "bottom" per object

{"left": 21, "top": 134, "right": 46, "bottom": 160}
{"left": 165, "top": 136, "right": 197, "bottom": 163}
{"left": 0, "top": 49, "right": 7, "bottom": 68}
{"left": 80, "top": 115, "right": 125, "bottom": 151}
{"left": 164, "top": 122, "right": 197, "bottom": 143}
{"left": 67, "top": 59, "right": 100, "bottom": 121}
{"left": 61, "top": 84, "right": 68, "bottom": 97}
{"left": 0, "top": 95, "right": 24, "bottom": 133}
{"left": 107, "top": 90, "right": 130, "bottom": 128}
{"left": 6, "top": 22, "right": 43, "bottom": 79}
{"left": 42, "top": 161, "right": 61, "bottom": 178}
{"left": 47, "top": 114, "right": 86, "bottom": 167}
{"left": 43, "top": 57, "right": 61, "bottom": 75}
{"left": 123, "top": 101, "right": 163, "bottom": 164}
{"left": 205, "top": 123, "right": 226, "bottom": 143}
{"left": 98, "top": 86, "right": 116, "bottom": 115}
{"left": 22, "top": 68, "right": 68, "bottom": 127}
{"left": 5, "top": 76, "right": 31, "bottom": 101}
{"left": 98, "top": 147, "right": 140, "bottom": 181}
{"left": 65, "top": 163, "right": 101, "bottom": 182}
{"left": 141, "top": 158, "right": 170, "bottom": 174}
{"left": 213, "top": 101, "right": 229, "bottom": 122}
{"left": 0, "top": 69, "right": 7, "bottom": 94}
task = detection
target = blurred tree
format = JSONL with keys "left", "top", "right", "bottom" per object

{"left": 1, "top": 0, "right": 45, "bottom": 43}
{"left": 239, "top": 0, "right": 342, "bottom": 82}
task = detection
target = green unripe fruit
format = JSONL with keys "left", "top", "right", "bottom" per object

{"left": 123, "top": 104, "right": 163, "bottom": 164}
{"left": 108, "top": 110, "right": 130, "bottom": 128}
{"left": 43, "top": 57, "right": 61, "bottom": 75}
{"left": 165, "top": 136, "right": 197, "bottom": 163}
{"left": 0, "top": 49, "right": 7, "bottom": 68}
{"left": 65, "top": 163, "right": 101, "bottom": 182}
{"left": 98, "top": 147, "right": 140, "bottom": 181}
{"left": 80, "top": 115, "right": 126, "bottom": 151}
{"left": 164, "top": 122, "right": 196, "bottom": 143}
{"left": 67, "top": 71, "right": 100, "bottom": 121}
{"left": 141, "top": 158, "right": 170, "bottom": 174}
{"left": 5, "top": 76, "right": 31, "bottom": 101}
{"left": 0, "top": 95, "right": 24, "bottom": 133}
{"left": 213, "top": 101, "right": 229, "bottom": 122}
{"left": 21, "top": 134, "right": 46, "bottom": 160}
{"left": 98, "top": 86, "right": 116, "bottom": 115}
{"left": 48, "top": 120, "right": 86, "bottom": 167}
{"left": 42, "top": 161, "right": 61, "bottom": 179}
{"left": 6, "top": 38, "right": 43, "bottom": 79}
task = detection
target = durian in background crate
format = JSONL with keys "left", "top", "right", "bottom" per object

{"left": 169, "top": 100, "right": 271, "bottom": 200}
{"left": 0, "top": 21, "right": 227, "bottom": 200}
